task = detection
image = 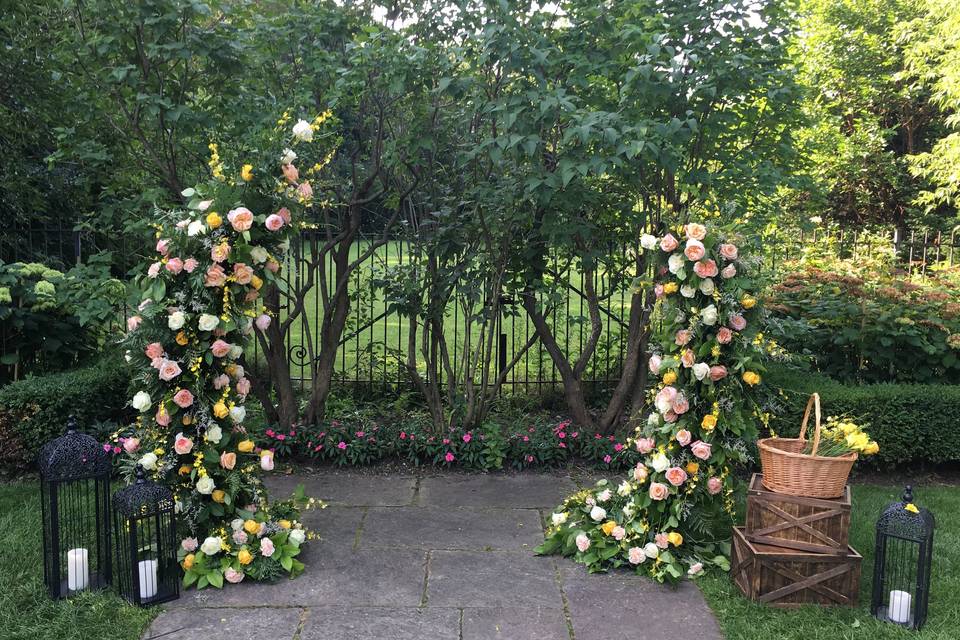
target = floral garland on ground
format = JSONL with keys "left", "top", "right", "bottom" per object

{"left": 537, "top": 222, "right": 765, "bottom": 583}
{"left": 119, "top": 111, "right": 337, "bottom": 588}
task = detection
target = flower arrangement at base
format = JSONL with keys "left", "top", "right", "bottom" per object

{"left": 118, "top": 110, "right": 338, "bottom": 588}
{"left": 802, "top": 416, "right": 879, "bottom": 457}
{"left": 536, "top": 222, "right": 767, "bottom": 583}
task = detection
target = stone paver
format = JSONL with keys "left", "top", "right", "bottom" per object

{"left": 147, "top": 470, "right": 723, "bottom": 640}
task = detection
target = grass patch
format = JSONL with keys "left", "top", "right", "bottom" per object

{"left": 700, "top": 484, "right": 960, "bottom": 640}
{"left": 0, "top": 481, "right": 156, "bottom": 640}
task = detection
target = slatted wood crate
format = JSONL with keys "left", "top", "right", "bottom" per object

{"left": 731, "top": 527, "right": 861, "bottom": 608}
{"left": 745, "top": 473, "right": 851, "bottom": 555}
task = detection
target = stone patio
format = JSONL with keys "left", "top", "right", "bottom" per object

{"left": 144, "top": 470, "right": 722, "bottom": 640}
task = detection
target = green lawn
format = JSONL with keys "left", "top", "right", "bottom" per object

{"left": 700, "top": 484, "right": 960, "bottom": 640}
{"left": 0, "top": 481, "right": 156, "bottom": 640}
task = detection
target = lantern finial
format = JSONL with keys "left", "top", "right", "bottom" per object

{"left": 134, "top": 464, "right": 147, "bottom": 484}
{"left": 66, "top": 414, "right": 78, "bottom": 434}
{"left": 902, "top": 485, "right": 913, "bottom": 503}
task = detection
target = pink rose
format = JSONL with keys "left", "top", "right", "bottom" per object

{"left": 681, "top": 349, "right": 696, "bottom": 368}
{"left": 676, "top": 429, "right": 692, "bottom": 446}
{"left": 659, "top": 234, "right": 679, "bottom": 252}
{"left": 255, "top": 314, "right": 272, "bottom": 332}
{"left": 277, "top": 207, "right": 292, "bottom": 223}
{"left": 227, "top": 207, "right": 254, "bottom": 232}
{"left": 236, "top": 377, "right": 251, "bottom": 397}
{"left": 123, "top": 437, "right": 140, "bottom": 454}
{"left": 709, "top": 365, "right": 728, "bottom": 381}
{"left": 612, "top": 526, "right": 626, "bottom": 541}
{"left": 165, "top": 257, "right": 183, "bottom": 274}
{"left": 211, "top": 242, "right": 231, "bottom": 263}
{"left": 155, "top": 405, "right": 171, "bottom": 427}
{"left": 691, "top": 440, "right": 712, "bottom": 460}
{"left": 693, "top": 259, "right": 718, "bottom": 278}
{"left": 282, "top": 163, "right": 299, "bottom": 184}
{"left": 205, "top": 264, "right": 227, "bottom": 287}
{"left": 210, "top": 339, "right": 232, "bottom": 358}
{"left": 719, "top": 243, "right": 739, "bottom": 260}
{"left": 655, "top": 386, "right": 677, "bottom": 413}
{"left": 633, "top": 463, "right": 648, "bottom": 482}
{"left": 147, "top": 262, "right": 162, "bottom": 278}
{"left": 265, "top": 214, "right": 284, "bottom": 231}
{"left": 174, "top": 432, "right": 193, "bottom": 455}
{"left": 297, "top": 181, "right": 313, "bottom": 198}
{"left": 224, "top": 568, "right": 245, "bottom": 584}
{"left": 156, "top": 239, "right": 170, "bottom": 255}
{"left": 707, "top": 477, "right": 723, "bottom": 495}
{"left": 688, "top": 562, "right": 704, "bottom": 576}
{"left": 628, "top": 547, "right": 645, "bottom": 564}
{"left": 138, "top": 298, "right": 153, "bottom": 311}
{"left": 127, "top": 315, "right": 142, "bottom": 332}
{"left": 213, "top": 373, "right": 230, "bottom": 390}
{"left": 181, "top": 537, "right": 198, "bottom": 552}
{"left": 233, "top": 263, "right": 253, "bottom": 285}
{"left": 654, "top": 283, "right": 665, "bottom": 299}
{"left": 259, "top": 537, "right": 275, "bottom": 557}
{"left": 145, "top": 342, "right": 164, "bottom": 360}
{"left": 729, "top": 314, "right": 747, "bottom": 331}
{"left": 684, "top": 239, "right": 705, "bottom": 261}
{"left": 244, "top": 290, "right": 259, "bottom": 303}
{"left": 675, "top": 329, "right": 692, "bottom": 346}
{"left": 183, "top": 258, "right": 199, "bottom": 273}
{"left": 685, "top": 223, "right": 707, "bottom": 241}
{"left": 151, "top": 356, "right": 165, "bottom": 370}
{"left": 231, "top": 530, "right": 247, "bottom": 545}
{"left": 649, "top": 482, "right": 670, "bottom": 501}
{"left": 663, "top": 410, "right": 678, "bottom": 423}
{"left": 635, "top": 438, "right": 655, "bottom": 454}
{"left": 716, "top": 327, "right": 733, "bottom": 344}
{"left": 672, "top": 394, "right": 690, "bottom": 415}
{"left": 655, "top": 533, "right": 670, "bottom": 549}
{"left": 260, "top": 452, "right": 274, "bottom": 471}
{"left": 721, "top": 263, "right": 736, "bottom": 279}
{"left": 220, "top": 451, "right": 236, "bottom": 470}
{"left": 173, "top": 388, "right": 194, "bottom": 408}
{"left": 158, "top": 359, "right": 182, "bottom": 381}
{"left": 648, "top": 354, "right": 662, "bottom": 374}
{"left": 665, "top": 466, "right": 688, "bottom": 487}
{"left": 576, "top": 534, "right": 591, "bottom": 552}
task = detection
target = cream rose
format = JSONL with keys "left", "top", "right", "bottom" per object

{"left": 196, "top": 476, "right": 215, "bottom": 495}
{"left": 168, "top": 311, "right": 186, "bottom": 330}
{"left": 132, "top": 391, "right": 152, "bottom": 412}
{"left": 198, "top": 314, "right": 219, "bottom": 332}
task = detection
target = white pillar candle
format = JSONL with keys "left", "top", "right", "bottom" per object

{"left": 138, "top": 559, "right": 159, "bottom": 600}
{"left": 889, "top": 589, "right": 912, "bottom": 624}
{"left": 66, "top": 548, "right": 89, "bottom": 591}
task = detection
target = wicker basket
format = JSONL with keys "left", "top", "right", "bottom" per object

{"left": 758, "top": 393, "right": 856, "bottom": 498}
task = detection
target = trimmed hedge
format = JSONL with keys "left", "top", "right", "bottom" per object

{"left": 768, "top": 366, "right": 960, "bottom": 467}
{"left": 0, "top": 358, "right": 131, "bottom": 472}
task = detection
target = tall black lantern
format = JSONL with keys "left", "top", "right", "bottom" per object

{"left": 112, "top": 465, "right": 180, "bottom": 606}
{"left": 38, "top": 417, "right": 113, "bottom": 598}
{"left": 871, "top": 486, "right": 935, "bottom": 630}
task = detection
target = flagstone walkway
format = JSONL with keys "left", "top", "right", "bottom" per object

{"left": 144, "top": 470, "right": 722, "bottom": 640}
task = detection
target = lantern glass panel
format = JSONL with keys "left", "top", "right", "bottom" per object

{"left": 113, "top": 467, "right": 180, "bottom": 606}
{"left": 38, "top": 425, "right": 112, "bottom": 598}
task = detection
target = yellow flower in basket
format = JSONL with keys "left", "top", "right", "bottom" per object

{"left": 845, "top": 432, "right": 870, "bottom": 452}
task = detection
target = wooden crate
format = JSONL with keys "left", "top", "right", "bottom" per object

{"left": 746, "top": 473, "right": 851, "bottom": 555}
{"left": 731, "top": 527, "right": 861, "bottom": 608}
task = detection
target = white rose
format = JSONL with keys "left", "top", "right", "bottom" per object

{"left": 680, "top": 285, "right": 696, "bottom": 298}
{"left": 231, "top": 518, "right": 244, "bottom": 532}
{"left": 651, "top": 452, "right": 669, "bottom": 473}
{"left": 617, "top": 481, "right": 632, "bottom": 497}
{"left": 168, "top": 311, "right": 185, "bottom": 330}
{"left": 289, "top": 528, "right": 306, "bottom": 545}
{"left": 198, "top": 314, "right": 219, "bottom": 331}
{"left": 187, "top": 219, "right": 205, "bottom": 237}
{"left": 597, "top": 489, "right": 611, "bottom": 503}
{"left": 228, "top": 345, "right": 243, "bottom": 360}
{"left": 139, "top": 452, "right": 158, "bottom": 471}
{"left": 699, "top": 278, "right": 715, "bottom": 295}
{"left": 701, "top": 304, "right": 718, "bottom": 326}
{"left": 623, "top": 503, "right": 636, "bottom": 518}
{"left": 205, "top": 425, "right": 223, "bottom": 444}
{"left": 200, "top": 536, "right": 221, "bottom": 556}
{"left": 281, "top": 148, "right": 297, "bottom": 165}
{"left": 640, "top": 234, "right": 657, "bottom": 250}
{"left": 655, "top": 393, "right": 673, "bottom": 414}
{"left": 196, "top": 476, "right": 215, "bottom": 495}
{"left": 124, "top": 351, "right": 132, "bottom": 363}
{"left": 644, "top": 542, "right": 660, "bottom": 559}
{"left": 292, "top": 119, "right": 313, "bottom": 142}
{"left": 132, "top": 391, "right": 152, "bottom": 413}
{"left": 668, "top": 253, "right": 685, "bottom": 274}
{"left": 175, "top": 500, "right": 183, "bottom": 514}
{"left": 693, "top": 362, "right": 710, "bottom": 381}
{"left": 198, "top": 199, "right": 213, "bottom": 211}
{"left": 590, "top": 506, "right": 607, "bottom": 522}
{"left": 551, "top": 512, "right": 568, "bottom": 526}
{"left": 250, "top": 246, "right": 269, "bottom": 264}
{"left": 647, "top": 412, "right": 661, "bottom": 427}
{"left": 230, "top": 406, "right": 246, "bottom": 424}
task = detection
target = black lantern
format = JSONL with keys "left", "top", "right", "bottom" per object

{"left": 871, "top": 486, "right": 935, "bottom": 630}
{"left": 112, "top": 464, "right": 180, "bottom": 606}
{"left": 38, "top": 417, "right": 113, "bottom": 598}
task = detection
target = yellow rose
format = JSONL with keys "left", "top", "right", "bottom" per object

{"left": 663, "top": 282, "right": 679, "bottom": 295}
{"left": 243, "top": 519, "right": 260, "bottom": 534}
{"left": 601, "top": 520, "right": 617, "bottom": 536}
{"left": 182, "top": 414, "right": 192, "bottom": 425}
{"left": 213, "top": 402, "right": 229, "bottom": 419}
{"left": 206, "top": 211, "right": 222, "bottom": 229}
{"left": 742, "top": 371, "right": 761, "bottom": 386}
{"left": 904, "top": 503, "right": 919, "bottom": 514}
{"left": 237, "top": 549, "right": 253, "bottom": 565}
{"left": 237, "top": 439, "right": 255, "bottom": 453}
{"left": 212, "top": 490, "right": 226, "bottom": 503}
{"left": 176, "top": 330, "right": 189, "bottom": 346}
{"left": 662, "top": 371, "right": 677, "bottom": 385}
{"left": 178, "top": 465, "right": 192, "bottom": 476}
{"left": 182, "top": 553, "right": 195, "bottom": 569}
{"left": 863, "top": 441, "right": 879, "bottom": 455}
{"left": 701, "top": 415, "right": 717, "bottom": 431}
{"left": 686, "top": 462, "right": 699, "bottom": 475}
{"left": 667, "top": 532, "right": 683, "bottom": 546}
{"left": 241, "top": 164, "right": 254, "bottom": 182}
{"left": 741, "top": 295, "right": 757, "bottom": 309}
{"left": 278, "top": 519, "right": 291, "bottom": 530}
{"left": 251, "top": 275, "right": 263, "bottom": 290}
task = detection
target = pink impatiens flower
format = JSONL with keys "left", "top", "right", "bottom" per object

{"left": 445, "top": 452, "right": 455, "bottom": 463}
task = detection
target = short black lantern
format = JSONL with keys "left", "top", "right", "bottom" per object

{"left": 871, "top": 486, "right": 935, "bottom": 630}
{"left": 38, "top": 417, "right": 113, "bottom": 598}
{"left": 112, "top": 464, "right": 180, "bottom": 606}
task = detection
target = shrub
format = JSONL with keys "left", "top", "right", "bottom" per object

{"left": 0, "top": 358, "right": 132, "bottom": 471}
{"left": 767, "top": 366, "right": 960, "bottom": 467}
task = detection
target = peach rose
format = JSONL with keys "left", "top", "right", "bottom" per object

{"left": 236, "top": 377, "right": 251, "bottom": 396}
{"left": 166, "top": 257, "right": 184, "bottom": 274}
{"left": 649, "top": 482, "right": 670, "bottom": 501}
{"left": 665, "top": 466, "right": 688, "bottom": 487}
{"left": 265, "top": 214, "right": 284, "bottom": 231}
{"left": 213, "top": 373, "right": 230, "bottom": 390}
{"left": 297, "top": 181, "right": 313, "bottom": 198}
{"left": 233, "top": 263, "right": 254, "bottom": 285}
{"left": 576, "top": 534, "right": 591, "bottom": 552}
{"left": 174, "top": 432, "right": 193, "bottom": 455}
{"left": 227, "top": 207, "right": 254, "bottom": 232}
{"left": 685, "top": 223, "right": 707, "bottom": 240}
{"left": 729, "top": 314, "right": 747, "bottom": 331}
{"left": 693, "top": 259, "right": 718, "bottom": 278}
{"left": 709, "top": 365, "right": 728, "bottom": 381}
{"left": 123, "top": 437, "right": 140, "bottom": 454}
{"left": 691, "top": 440, "right": 712, "bottom": 460}
{"left": 183, "top": 258, "right": 199, "bottom": 273}
{"left": 655, "top": 386, "right": 677, "bottom": 413}
{"left": 719, "top": 243, "right": 739, "bottom": 260}
{"left": 265, "top": 259, "right": 280, "bottom": 273}
{"left": 205, "top": 264, "right": 227, "bottom": 287}
{"left": 648, "top": 354, "right": 662, "bottom": 374}
{"left": 655, "top": 532, "right": 670, "bottom": 549}
{"left": 707, "top": 477, "right": 723, "bottom": 495}
{"left": 681, "top": 349, "right": 696, "bottom": 368}
{"left": 684, "top": 239, "right": 705, "bottom": 261}
{"left": 220, "top": 451, "right": 236, "bottom": 470}
{"left": 156, "top": 238, "right": 170, "bottom": 255}
{"left": 721, "top": 263, "right": 736, "bottom": 279}
{"left": 659, "top": 234, "right": 679, "bottom": 252}
{"left": 147, "top": 262, "right": 162, "bottom": 278}
{"left": 675, "top": 329, "right": 692, "bottom": 346}
{"left": 211, "top": 242, "right": 231, "bottom": 263}
{"left": 277, "top": 207, "right": 292, "bottom": 223}
{"left": 633, "top": 462, "right": 649, "bottom": 482}
{"left": 676, "top": 429, "right": 692, "bottom": 446}
{"left": 612, "top": 526, "right": 626, "bottom": 541}
{"left": 635, "top": 437, "right": 655, "bottom": 454}
{"left": 282, "top": 163, "right": 299, "bottom": 184}
{"left": 145, "top": 342, "right": 164, "bottom": 360}
{"left": 663, "top": 410, "right": 678, "bottom": 423}
{"left": 173, "top": 389, "right": 194, "bottom": 408}
{"left": 127, "top": 315, "right": 142, "bottom": 331}
{"left": 628, "top": 547, "right": 645, "bottom": 564}
{"left": 158, "top": 359, "right": 182, "bottom": 381}
{"left": 654, "top": 283, "right": 665, "bottom": 299}
{"left": 210, "top": 339, "right": 232, "bottom": 358}
{"left": 672, "top": 395, "right": 690, "bottom": 415}
{"left": 155, "top": 405, "right": 171, "bottom": 427}
{"left": 716, "top": 327, "right": 733, "bottom": 344}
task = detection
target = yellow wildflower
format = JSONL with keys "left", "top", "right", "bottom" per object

{"left": 742, "top": 371, "right": 761, "bottom": 386}
{"left": 176, "top": 330, "right": 189, "bottom": 346}
{"left": 686, "top": 462, "right": 699, "bottom": 475}
{"left": 251, "top": 275, "right": 263, "bottom": 290}
{"left": 741, "top": 295, "right": 757, "bottom": 309}
{"left": 278, "top": 520, "right": 291, "bottom": 530}
{"left": 663, "top": 282, "right": 679, "bottom": 295}
{"left": 240, "top": 164, "right": 254, "bottom": 182}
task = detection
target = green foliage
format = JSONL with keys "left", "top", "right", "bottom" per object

{"left": 0, "top": 358, "right": 131, "bottom": 472}
{"left": 768, "top": 365, "right": 960, "bottom": 467}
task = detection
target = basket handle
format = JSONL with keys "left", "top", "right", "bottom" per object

{"left": 798, "top": 393, "right": 822, "bottom": 456}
